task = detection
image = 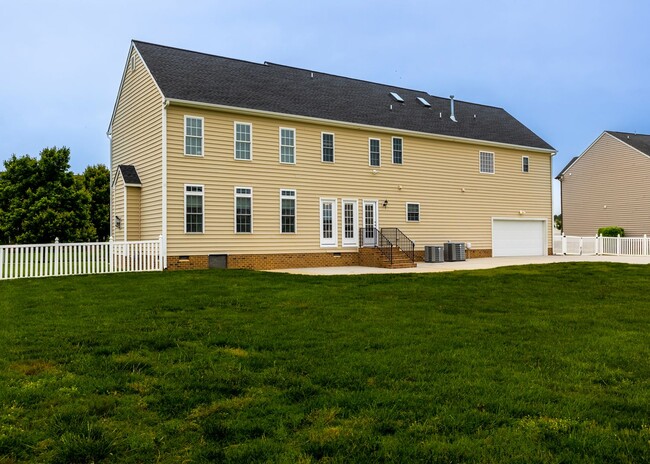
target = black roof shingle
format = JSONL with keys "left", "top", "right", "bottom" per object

{"left": 132, "top": 40, "right": 554, "bottom": 152}
{"left": 606, "top": 131, "right": 650, "bottom": 157}
{"left": 118, "top": 165, "right": 141, "bottom": 186}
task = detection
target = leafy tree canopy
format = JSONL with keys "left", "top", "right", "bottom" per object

{"left": 0, "top": 147, "right": 108, "bottom": 244}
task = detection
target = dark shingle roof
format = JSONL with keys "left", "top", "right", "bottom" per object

{"left": 555, "top": 156, "right": 579, "bottom": 179}
{"left": 606, "top": 131, "right": 650, "bottom": 157}
{"left": 118, "top": 165, "right": 141, "bottom": 186}
{"left": 132, "top": 40, "right": 554, "bottom": 151}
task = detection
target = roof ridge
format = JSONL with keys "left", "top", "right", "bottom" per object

{"left": 131, "top": 40, "right": 270, "bottom": 70}
{"left": 606, "top": 130, "right": 650, "bottom": 138}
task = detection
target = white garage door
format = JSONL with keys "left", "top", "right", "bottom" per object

{"left": 492, "top": 219, "right": 546, "bottom": 257}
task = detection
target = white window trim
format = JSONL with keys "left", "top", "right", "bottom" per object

{"left": 321, "top": 132, "right": 335, "bottom": 163}
{"left": 522, "top": 156, "right": 529, "bottom": 173}
{"left": 280, "top": 188, "right": 297, "bottom": 234}
{"left": 341, "top": 199, "right": 358, "bottom": 247}
{"left": 320, "top": 198, "right": 338, "bottom": 247}
{"left": 279, "top": 127, "right": 296, "bottom": 164}
{"left": 392, "top": 136, "right": 403, "bottom": 165}
{"left": 184, "top": 116, "right": 204, "bottom": 157}
{"left": 234, "top": 186, "right": 253, "bottom": 234}
{"left": 234, "top": 121, "right": 253, "bottom": 161}
{"left": 369, "top": 138, "right": 381, "bottom": 167}
{"left": 406, "top": 202, "right": 420, "bottom": 222}
{"left": 184, "top": 184, "right": 204, "bottom": 234}
{"left": 479, "top": 151, "right": 495, "bottom": 174}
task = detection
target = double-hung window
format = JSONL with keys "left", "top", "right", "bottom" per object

{"left": 280, "top": 189, "right": 296, "bottom": 233}
{"left": 235, "top": 187, "right": 252, "bottom": 233}
{"left": 479, "top": 151, "right": 495, "bottom": 174}
{"left": 406, "top": 203, "right": 420, "bottom": 222}
{"left": 392, "top": 137, "right": 403, "bottom": 164}
{"left": 369, "top": 138, "right": 381, "bottom": 167}
{"left": 322, "top": 133, "right": 334, "bottom": 163}
{"left": 235, "top": 122, "right": 252, "bottom": 160}
{"left": 522, "top": 156, "right": 529, "bottom": 173}
{"left": 185, "top": 116, "right": 203, "bottom": 156}
{"left": 280, "top": 128, "right": 296, "bottom": 164}
{"left": 185, "top": 185, "right": 204, "bottom": 233}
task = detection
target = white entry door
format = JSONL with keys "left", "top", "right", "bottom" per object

{"left": 362, "top": 200, "right": 378, "bottom": 247}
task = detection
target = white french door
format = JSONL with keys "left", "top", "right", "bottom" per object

{"left": 362, "top": 200, "right": 378, "bottom": 247}
{"left": 320, "top": 199, "right": 337, "bottom": 247}
{"left": 341, "top": 200, "right": 358, "bottom": 247}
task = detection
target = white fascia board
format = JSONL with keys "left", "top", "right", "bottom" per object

{"left": 165, "top": 98, "right": 556, "bottom": 155}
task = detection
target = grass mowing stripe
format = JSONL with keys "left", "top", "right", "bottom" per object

{"left": 0, "top": 262, "right": 649, "bottom": 462}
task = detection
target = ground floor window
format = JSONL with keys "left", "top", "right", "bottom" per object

{"left": 184, "top": 185, "right": 204, "bottom": 233}
{"left": 281, "top": 189, "right": 296, "bottom": 233}
{"left": 406, "top": 203, "right": 420, "bottom": 222}
{"left": 235, "top": 187, "right": 252, "bottom": 233}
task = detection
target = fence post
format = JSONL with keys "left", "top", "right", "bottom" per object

{"left": 595, "top": 235, "right": 600, "bottom": 255}
{"left": 561, "top": 234, "right": 567, "bottom": 255}
{"left": 158, "top": 235, "right": 164, "bottom": 271}
{"left": 644, "top": 235, "right": 648, "bottom": 256}
{"left": 616, "top": 234, "right": 621, "bottom": 256}
{"left": 109, "top": 236, "right": 114, "bottom": 273}
{"left": 0, "top": 246, "right": 3, "bottom": 279}
{"left": 54, "top": 237, "right": 60, "bottom": 277}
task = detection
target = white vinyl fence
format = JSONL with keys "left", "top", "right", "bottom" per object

{"left": 0, "top": 236, "right": 164, "bottom": 280}
{"left": 554, "top": 234, "right": 650, "bottom": 257}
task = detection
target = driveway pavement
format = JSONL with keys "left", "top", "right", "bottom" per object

{"left": 268, "top": 255, "right": 650, "bottom": 275}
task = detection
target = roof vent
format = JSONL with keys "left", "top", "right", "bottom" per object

{"left": 390, "top": 92, "right": 404, "bottom": 102}
{"left": 310, "top": 72, "right": 314, "bottom": 79}
{"left": 417, "top": 97, "right": 431, "bottom": 107}
{"left": 450, "top": 95, "right": 457, "bottom": 123}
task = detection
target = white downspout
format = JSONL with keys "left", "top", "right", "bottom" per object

{"left": 161, "top": 99, "right": 169, "bottom": 268}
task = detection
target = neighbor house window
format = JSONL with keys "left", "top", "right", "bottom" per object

{"left": 479, "top": 151, "right": 494, "bottom": 174}
{"left": 280, "top": 189, "right": 296, "bottom": 233}
{"left": 406, "top": 203, "right": 420, "bottom": 222}
{"left": 369, "top": 138, "right": 381, "bottom": 167}
{"left": 522, "top": 156, "right": 529, "bottom": 173}
{"left": 185, "top": 185, "right": 204, "bottom": 233}
{"left": 235, "top": 187, "right": 252, "bottom": 233}
{"left": 185, "top": 116, "right": 204, "bottom": 156}
{"left": 280, "top": 128, "right": 295, "bottom": 163}
{"left": 235, "top": 122, "right": 252, "bottom": 160}
{"left": 392, "top": 137, "right": 403, "bottom": 164}
{"left": 322, "top": 133, "right": 334, "bottom": 163}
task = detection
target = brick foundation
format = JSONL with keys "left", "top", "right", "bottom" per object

{"left": 166, "top": 248, "right": 497, "bottom": 271}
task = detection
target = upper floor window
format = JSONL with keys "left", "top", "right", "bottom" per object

{"left": 392, "top": 137, "right": 403, "bottom": 164}
{"left": 280, "top": 189, "right": 296, "bottom": 233}
{"left": 235, "top": 122, "right": 252, "bottom": 160}
{"left": 406, "top": 203, "right": 420, "bottom": 222}
{"left": 322, "top": 133, "right": 334, "bottom": 163}
{"left": 184, "top": 185, "right": 204, "bottom": 233}
{"left": 235, "top": 187, "right": 252, "bottom": 233}
{"left": 479, "top": 151, "right": 494, "bottom": 174}
{"left": 184, "top": 116, "right": 204, "bottom": 156}
{"left": 369, "top": 138, "right": 381, "bottom": 167}
{"left": 522, "top": 156, "right": 529, "bottom": 173}
{"left": 280, "top": 128, "right": 295, "bottom": 164}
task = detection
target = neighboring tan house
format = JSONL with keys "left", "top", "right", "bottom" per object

{"left": 557, "top": 131, "right": 650, "bottom": 237}
{"left": 109, "top": 40, "right": 556, "bottom": 270}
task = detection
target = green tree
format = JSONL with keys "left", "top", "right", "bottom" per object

{"left": 0, "top": 147, "right": 96, "bottom": 244}
{"left": 554, "top": 213, "right": 562, "bottom": 231}
{"left": 81, "top": 164, "right": 110, "bottom": 241}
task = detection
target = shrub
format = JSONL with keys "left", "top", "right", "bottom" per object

{"left": 598, "top": 226, "right": 625, "bottom": 237}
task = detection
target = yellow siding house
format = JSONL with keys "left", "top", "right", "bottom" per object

{"left": 109, "top": 41, "right": 555, "bottom": 270}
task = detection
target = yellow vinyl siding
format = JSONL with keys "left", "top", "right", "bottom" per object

{"left": 110, "top": 46, "right": 162, "bottom": 241}
{"left": 112, "top": 174, "right": 125, "bottom": 241}
{"left": 165, "top": 105, "right": 552, "bottom": 256}
{"left": 561, "top": 133, "right": 650, "bottom": 236}
{"left": 126, "top": 187, "right": 141, "bottom": 241}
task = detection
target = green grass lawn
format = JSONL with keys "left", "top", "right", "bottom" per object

{"left": 1, "top": 263, "right": 650, "bottom": 463}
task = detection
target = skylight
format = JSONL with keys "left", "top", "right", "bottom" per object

{"left": 417, "top": 97, "right": 431, "bottom": 107}
{"left": 389, "top": 92, "right": 404, "bottom": 102}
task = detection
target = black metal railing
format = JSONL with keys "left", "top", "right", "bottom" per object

{"left": 381, "top": 228, "right": 415, "bottom": 262}
{"left": 359, "top": 227, "right": 415, "bottom": 264}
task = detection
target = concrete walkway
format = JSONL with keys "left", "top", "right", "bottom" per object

{"left": 268, "top": 255, "right": 650, "bottom": 275}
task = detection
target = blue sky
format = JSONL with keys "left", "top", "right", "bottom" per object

{"left": 1, "top": 0, "right": 649, "bottom": 214}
